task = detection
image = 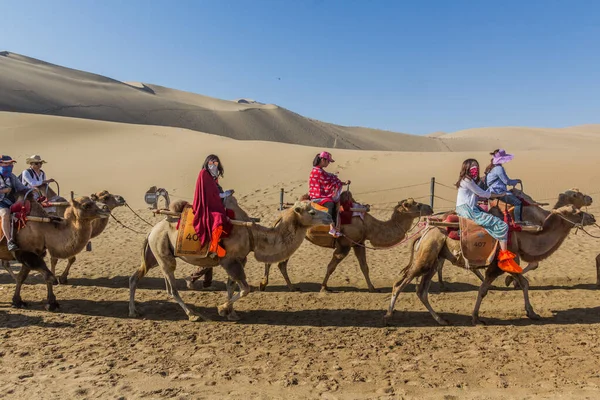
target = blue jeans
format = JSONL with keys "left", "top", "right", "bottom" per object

{"left": 502, "top": 194, "right": 523, "bottom": 222}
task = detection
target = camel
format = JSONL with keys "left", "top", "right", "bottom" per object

{"left": 384, "top": 204, "right": 596, "bottom": 326}
{"left": 435, "top": 189, "right": 593, "bottom": 290}
{"left": 0, "top": 194, "right": 110, "bottom": 310}
{"left": 260, "top": 197, "right": 434, "bottom": 293}
{"left": 128, "top": 196, "right": 332, "bottom": 321}
{"left": 49, "top": 190, "right": 127, "bottom": 284}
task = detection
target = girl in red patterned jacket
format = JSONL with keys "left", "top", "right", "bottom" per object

{"left": 308, "top": 151, "right": 350, "bottom": 237}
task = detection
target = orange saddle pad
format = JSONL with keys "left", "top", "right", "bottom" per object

{"left": 175, "top": 205, "right": 211, "bottom": 257}
{"left": 459, "top": 217, "right": 499, "bottom": 267}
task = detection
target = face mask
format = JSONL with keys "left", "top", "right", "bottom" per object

{"left": 469, "top": 166, "right": 479, "bottom": 179}
{"left": 0, "top": 165, "right": 13, "bottom": 178}
{"left": 208, "top": 164, "right": 219, "bottom": 178}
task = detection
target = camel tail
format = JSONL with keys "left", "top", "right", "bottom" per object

{"left": 400, "top": 232, "right": 423, "bottom": 276}
{"left": 137, "top": 236, "right": 158, "bottom": 278}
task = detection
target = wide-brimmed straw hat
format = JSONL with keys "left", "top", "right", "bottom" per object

{"left": 492, "top": 149, "right": 514, "bottom": 165}
{"left": 26, "top": 155, "right": 47, "bottom": 164}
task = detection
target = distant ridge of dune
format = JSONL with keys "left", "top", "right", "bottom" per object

{"left": 1, "top": 51, "right": 599, "bottom": 153}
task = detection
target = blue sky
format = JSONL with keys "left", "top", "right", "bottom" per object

{"left": 2, "top": 0, "right": 600, "bottom": 134}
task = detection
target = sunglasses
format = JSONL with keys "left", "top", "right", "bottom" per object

{"left": 31, "top": 162, "right": 42, "bottom": 166}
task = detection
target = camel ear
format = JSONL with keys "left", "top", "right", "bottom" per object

{"left": 90, "top": 193, "right": 99, "bottom": 201}
{"left": 407, "top": 198, "right": 415, "bottom": 206}
{"left": 71, "top": 191, "right": 79, "bottom": 206}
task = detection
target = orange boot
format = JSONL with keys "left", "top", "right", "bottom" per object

{"left": 209, "top": 225, "right": 226, "bottom": 258}
{"left": 497, "top": 250, "right": 523, "bottom": 273}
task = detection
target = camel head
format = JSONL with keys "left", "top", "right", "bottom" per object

{"left": 394, "top": 198, "right": 434, "bottom": 218}
{"left": 292, "top": 201, "right": 333, "bottom": 227}
{"left": 558, "top": 189, "right": 593, "bottom": 209}
{"left": 90, "top": 190, "right": 127, "bottom": 210}
{"left": 551, "top": 205, "right": 596, "bottom": 227}
{"left": 69, "top": 192, "right": 111, "bottom": 221}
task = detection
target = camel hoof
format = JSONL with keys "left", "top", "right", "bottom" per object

{"left": 472, "top": 318, "right": 486, "bottom": 326}
{"left": 258, "top": 283, "right": 267, "bottom": 292}
{"left": 129, "top": 309, "right": 141, "bottom": 318}
{"left": 217, "top": 304, "right": 229, "bottom": 317}
{"left": 11, "top": 300, "right": 28, "bottom": 309}
{"left": 57, "top": 276, "right": 68, "bottom": 285}
{"left": 46, "top": 302, "right": 60, "bottom": 312}
{"left": 436, "top": 318, "right": 450, "bottom": 326}
{"left": 383, "top": 313, "right": 393, "bottom": 326}
{"left": 226, "top": 310, "right": 240, "bottom": 321}
{"left": 504, "top": 276, "right": 514, "bottom": 287}
{"left": 527, "top": 311, "right": 541, "bottom": 321}
{"left": 320, "top": 287, "right": 332, "bottom": 294}
{"left": 368, "top": 287, "right": 381, "bottom": 293}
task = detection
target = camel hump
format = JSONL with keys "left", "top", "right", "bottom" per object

{"left": 170, "top": 200, "right": 189, "bottom": 213}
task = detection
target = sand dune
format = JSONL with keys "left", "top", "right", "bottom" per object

{"left": 5, "top": 51, "right": 598, "bottom": 154}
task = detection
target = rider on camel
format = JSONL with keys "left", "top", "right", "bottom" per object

{"left": 308, "top": 151, "right": 350, "bottom": 237}
{"left": 455, "top": 158, "right": 522, "bottom": 273}
{"left": 484, "top": 149, "right": 525, "bottom": 224}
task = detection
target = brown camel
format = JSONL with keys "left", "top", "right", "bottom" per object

{"left": 49, "top": 190, "right": 126, "bottom": 284}
{"left": 260, "top": 197, "right": 434, "bottom": 293}
{"left": 128, "top": 196, "right": 332, "bottom": 321}
{"left": 0, "top": 194, "right": 110, "bottom": 310}
{"left": 435, "top": 189, "right": 593, "bottom": 289}
{"left": 384, "top": 204, "right": 595, "bottom": 326}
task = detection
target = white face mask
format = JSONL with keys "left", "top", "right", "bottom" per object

{"left": 208, "top": 164, "right": 219, "bottom": 178}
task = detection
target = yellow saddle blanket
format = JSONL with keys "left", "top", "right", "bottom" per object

{"left": 175, "top": 205, "right": 211, "bottom": 257}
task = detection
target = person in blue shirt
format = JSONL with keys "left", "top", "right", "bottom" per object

{"left": 484, "top": 149, "right": 524, "bottom": 224}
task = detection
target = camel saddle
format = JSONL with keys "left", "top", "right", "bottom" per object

{"left": 458, "top": 217, "right": 499, "bottom": 267}
{"left": 174, "top": 205, "right": 211, "bottom": 257}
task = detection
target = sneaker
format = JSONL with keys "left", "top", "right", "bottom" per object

{"left": 328, "top": 228, "right": 342, "bottom": 238}
{"left": 7, "top": 240, "right": 19, "bottom": 252}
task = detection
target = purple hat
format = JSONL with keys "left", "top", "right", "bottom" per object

{"left": 492, "top": 149, "right": 514, "bottom": 165}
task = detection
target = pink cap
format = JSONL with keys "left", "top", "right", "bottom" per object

{"left": 319, "top": 151, "right": 335, "bottom": 163}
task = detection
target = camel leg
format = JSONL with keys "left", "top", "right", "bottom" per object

{"left": 320, "top": 245, "right": 351, "bottom": 293}
{"left": 511, "top": 273, "right": 540, "bottom": 320}
{"left": 259, "top": 263, "right": 272, "bottom": 291}
{"left": 2, "top": 260, "right": 17, "bottom": 282}
{"left": 217, "top": 259, "right": 250, "bottom": 320}
{"left": 164, "top": 276, "right": 174, "bottom": 298}
{"left": 278, "top": 260, "right": 300, "bottom": 292}
{"left": 50, "top": 257, "right": 58, "bottom": 279}
{"left": 57, "top": 257, "right": 76, "bottom": 285}
{"left": 505, "top": 261, "right": 539, "bottom": 288}
{"left": 436, "top": 263, "right": 445, "bottom": 292}
{"left": 472, "top": 269, "right": 485, "bottom": 282}
{"left": 353, "top": 245, "right": 378, "bottom": 293}
{"left": 128, "top": 261, "right": 149, "bottom": 318}
{"left": 222, "top": 277, "right": 239, "bottom": 321}
{"left": 383, "top": 273, "right": 417, "bottom": 324}
{"left": 12, "top": 265, "right": 31, "bottom": 309}
{"left": 416, "top": 259, "right": 449, "bottom": 325}
{"left": 160, "top": 258, "right": 210, "bottom": 322}
{"left": 472, "top": 266, "right": 503, "bottom": 325}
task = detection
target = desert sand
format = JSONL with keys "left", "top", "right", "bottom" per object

{"left": 1, "top": 53, "right": 600, "bottom": 399}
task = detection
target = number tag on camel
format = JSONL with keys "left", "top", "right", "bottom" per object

{"left": 175, "top": 205, "right": 210, "bottom": 257}
{"left": 459, "top": 217, "right": 499, "bottom": 268}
